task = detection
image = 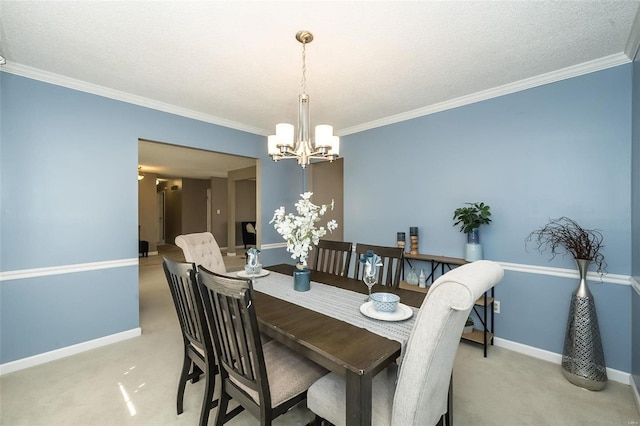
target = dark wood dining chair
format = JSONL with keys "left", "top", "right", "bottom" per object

{"left": 162, "top": 257, "right": 219, "bottom": 426}
{"left": 308, "top": 260, "right": 505, "bottom": 426}
{"left": 353, "top": 243, "right": 404, "bottom": 288}
{"left": 312, "top": 239, "right": 353, "bottom": 277}
{"left": 195, "top": 266, "right": 328, "bottom": 426}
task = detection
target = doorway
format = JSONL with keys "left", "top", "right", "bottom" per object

{"left": 157, "top": 191, "right": 165, "bottom": 244}
{"left": 309, "top": 158, "right": 344, "bottom": 241}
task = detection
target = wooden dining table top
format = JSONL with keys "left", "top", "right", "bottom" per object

{"left": 253, "top": 264, "right": 427, "bottom": 425}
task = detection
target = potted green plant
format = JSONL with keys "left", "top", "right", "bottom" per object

{"left": 453, "top": 202, "right": 492, "bottom": 261}
{"left": 463, "top": 317, "right": 474, "bottom": 334}
{"left": 525, "top": 216, "right": 607, "bottom": 390}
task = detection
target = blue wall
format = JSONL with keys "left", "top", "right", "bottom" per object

{"left": 631, "top": 47, "right": 640, "bottom": 390}
{"left": 0, "top": 73, "right": 295, "bottom": 363}
{"left": 1, "top": 62, "right": 636, "bottom": 374}
{"left": 342, "top": 65, "right": 633, "bottom": 371}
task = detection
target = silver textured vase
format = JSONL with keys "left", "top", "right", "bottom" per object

{"left": 561, "top": 259, "right": 607, "bottom": 390}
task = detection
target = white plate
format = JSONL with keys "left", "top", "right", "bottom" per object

{"left": 236, "top": 269, "right": 270, "bottom": 278}
{"left": 360, "top": 301, "right": 413, "bottom": 322}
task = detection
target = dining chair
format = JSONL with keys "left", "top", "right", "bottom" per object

{"left": 162, "top": 257, "right": 219, "bottom": 426}
{"left": 242, "top": 221, "right": 257, "bottom": 248}
{"left": 353, "top": 243, "right": 404, "bottom": 287}
{"left": 196, "top": 266, "right": 329, "bottom": 425}
{"left": 307, "top": 260, "right": 504, "bottom": 426}
{"left": 312, "top": 239, "right": 353, "bottom": 277}
{"left": 175, "top": 231, "right": 226, "bottom": 274}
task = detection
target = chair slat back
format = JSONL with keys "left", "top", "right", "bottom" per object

{"left": 312, "top": 240, "right": 353, "bottom": 276}
{"left": 162, "top": 258, "right": 209, "bottom": 353}
{"left": 196, "top": 268, "right": 271, "bottom": 407}
{"left": 353, "top": 243, "right": 404, "bottom": 288}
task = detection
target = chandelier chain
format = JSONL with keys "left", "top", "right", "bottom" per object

{"left": 301, "top": 41, "right": 307, "bottom": 94}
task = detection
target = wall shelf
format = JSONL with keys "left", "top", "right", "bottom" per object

{"left": 400, "top": 252, "right": 495, "bottom": 357}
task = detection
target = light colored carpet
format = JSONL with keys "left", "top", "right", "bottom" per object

{"left": 1, "top": 246, "right": 638, "bottom": 425}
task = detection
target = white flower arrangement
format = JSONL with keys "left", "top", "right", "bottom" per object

{"left": 270, "top": 192, "right": 338, "bottom": 266}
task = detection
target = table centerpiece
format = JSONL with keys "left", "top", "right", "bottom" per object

{"left": 270, "top": 192, "right": 338, "bottom": 291}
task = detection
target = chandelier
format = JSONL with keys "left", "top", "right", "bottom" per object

{"left": 267, "top": 30, "right": 339, "bottom": 168}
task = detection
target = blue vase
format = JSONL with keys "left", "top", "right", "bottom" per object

{"left": 293, "top": 267, "right": 311, "bottom": 291}
{"left": 465, "top": 228, "right": 483, "bottom": 262}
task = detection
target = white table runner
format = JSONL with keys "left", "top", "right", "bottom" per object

{"left": 252, "top": 272, "right": 418, "bottom": 355}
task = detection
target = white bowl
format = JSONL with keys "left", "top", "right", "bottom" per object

{"left": 370, "top": 292, "right": 400, "bottom": 313}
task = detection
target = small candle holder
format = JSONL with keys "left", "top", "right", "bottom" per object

{"left": 397, "top": 232, "right": 406, "bottom": 250}
{"left": 409, "top": 227, "right": 419, "bottom": 255}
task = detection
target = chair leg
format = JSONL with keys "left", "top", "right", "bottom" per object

{"left": 310, "top": 415, "right": 324, "bottom": 425}
{"left": 446, "top": 374, "right": 453, "bottom": 426}
{"left": 309, "top": 417, "right": 332, "bottom": 426}
{"left": 199, "top": 370, "right": 216, "bottom": 426}
{"left": 176, "top": 353, "right": 191, "bottom": 414}
{"left": 191, "top": 364, "right": 203, "bottom": 383}
{"left": 214, "top": 391, "right": 230, "bottom": 426}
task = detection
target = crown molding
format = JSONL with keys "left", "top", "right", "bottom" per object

{"left": 625, "top": 6, "right": 640, "bottom": 61}
{"left": 1, "top": 53, "right": 633, "bottom": 141}
{"left": 337, "top": 53, "right": 631, "bottom": 136}
{"left": 0, "top": 63, "right": 268, "bottom": 136}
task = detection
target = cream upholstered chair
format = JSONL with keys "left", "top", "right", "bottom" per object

{"left": 175, "top": 232, "right": 226, "bottom": 274}
{"left": 307, "top": 260, "right": 504, "bottom": 426}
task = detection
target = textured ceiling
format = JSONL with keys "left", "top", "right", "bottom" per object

{"left": 138, "top": 140, "right": 256, "bottom": 179}
{"left": 1, "top": 1, "right": 639, "bottom": 178}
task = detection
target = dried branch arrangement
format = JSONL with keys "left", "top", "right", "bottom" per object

{"left": 525, "top": 216, "right": 607, "bottom": 274}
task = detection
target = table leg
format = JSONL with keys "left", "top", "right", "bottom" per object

{"left": 346, "top": 370, "right": 372, "bottom": 426}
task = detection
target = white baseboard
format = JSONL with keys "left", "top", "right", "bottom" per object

{"left": 0, "top": 327, "right": 141, "bottom": 376}
{"left": 632, "top": 375, "right": 640, "bottom": 415}
{"left": 493, "top": 337, "right": 630, "bottom": 385}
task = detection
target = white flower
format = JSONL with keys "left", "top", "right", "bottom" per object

{"left": 269, "top": 192, "right": 338, "bottom": 266}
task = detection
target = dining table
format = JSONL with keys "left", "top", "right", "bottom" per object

{"left": 251, "top": 264, "right": 426, "bottom": 426}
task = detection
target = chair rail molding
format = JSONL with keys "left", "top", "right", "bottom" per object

{"left": 0, "top": 258, "right": 139, "bottom": 281}
{"left": 498, "top": 261, "right": 632, "bottom": 286}
{"left": 631, "top": 276, "right": 640, "bottom": 295}
{"left": 3, "top": 254, "right": 629, "bottom": 286}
